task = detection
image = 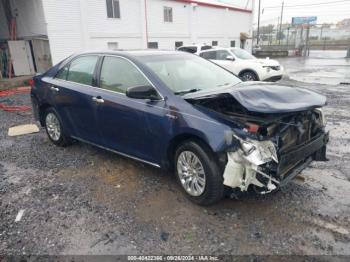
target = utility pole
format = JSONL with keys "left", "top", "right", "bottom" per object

{"left": 279, "top": 1, "right": 284, "bottom": 45}
{"left": 276, "top": 16, "right": 280, "bottom": 44}
{"left": 257, "top": 0, "right": 261, "bottom": 45}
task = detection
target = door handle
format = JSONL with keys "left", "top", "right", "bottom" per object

{"left": 92, "top": 96, "right": 104, "bottom": 103}
{"left": 50, "top": 86, "right": 59, "bottom": 92}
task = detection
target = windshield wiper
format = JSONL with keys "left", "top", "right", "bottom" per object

{"left": 174, "top": 88, "right": 201, "bottom": 95}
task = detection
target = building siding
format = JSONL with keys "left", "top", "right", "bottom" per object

{"left": 11, "top": 0, "right": 47, "bottom": 38}
{"left": 41, "top": 0, "right": 252, "bottom": 64}
{"left": 42, "top": 0, "right": 84, "bottom": 64}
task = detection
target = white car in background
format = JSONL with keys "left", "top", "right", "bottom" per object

{"left": 198, "top": 47, "right": 284, "bottom": 82}
{"left": 177, "top": 44, "right": 212, "bottom": 55}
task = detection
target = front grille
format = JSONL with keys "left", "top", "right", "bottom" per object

{"left": 279, "top": 112, "right": 313, "bottom": 152}
{"left": 270, "top": 66, "right": 280, "bottom": 71}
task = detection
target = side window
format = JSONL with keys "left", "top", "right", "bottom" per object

{"left": 99, "top": 56, "right": 149, "bottom": 94}
{"left": 66, "top": 56, "right": 99, "bottom": 85}
{"left": 200, "top": 51, "right": 216, "bottom": 60}
{"left": 175, "top": 41, "right": 183, "bottom": 49}
{"left": 216, "top": 50, "right": 230, "bottom": 60}
{"left": 56, "top": 65, "right": 69, "bottom": 80}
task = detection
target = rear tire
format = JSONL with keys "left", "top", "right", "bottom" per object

{"left": 174, "top": 140, "right": 224, "bottom": 205}
{"left": 240, "top": 71, "right": 258, "bottom": 81}
{"left": 44, "top": 108, "right": 72, "bottom": 147}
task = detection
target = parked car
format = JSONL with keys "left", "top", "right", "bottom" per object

{"left": 177, "top": 44, "right": 212, "bottom": 55}
{"left": 252, "top": 45, "right": 262, "bottom": 55}
{"left": 31, "top": 51, "right": 328, "bottom": 205}
{"left": 199, "top": 47, "right": 284, "bottom": 82}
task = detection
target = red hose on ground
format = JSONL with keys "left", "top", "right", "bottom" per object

{"left": 0, "top": 86, "right": 31, "bottom": 97}
{"left": 0, "top": 86, "right": 31, "bottom": 112}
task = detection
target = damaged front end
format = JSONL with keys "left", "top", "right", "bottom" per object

{"left": 185, "top": 84, "right": 329, "bottom": 194}
{"left": 223, "top": 136, "right": 280, "bottom": 194}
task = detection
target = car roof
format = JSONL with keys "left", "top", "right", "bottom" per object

{"left": 199, "top": 47, "right": 230, "bottom": 53}
{"left": 178, "top": 44, "right": 211, "bottom": 48}
{"left": 72, "top": 49, "right": 183, "bottom": 58}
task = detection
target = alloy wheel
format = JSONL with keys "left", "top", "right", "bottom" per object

{"left": 45, "top": 112, "right": 61, "bottom": 141}
{"left": 241, "top": 72, "right": 256, "bottom": 81}
{"left": 177, "top": 151, "right": 206, "bottom": 196}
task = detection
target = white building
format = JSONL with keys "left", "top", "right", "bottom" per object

{"left": 0, "top": 0, "right": 253, "bottom": 75}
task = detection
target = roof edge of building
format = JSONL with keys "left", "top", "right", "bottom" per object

{"left": 171, "top": 0, "right": 252, "bottom": 13}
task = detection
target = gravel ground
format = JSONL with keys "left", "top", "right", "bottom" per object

{"left": 0, "top": 77, "right": 349, "bottom": 257}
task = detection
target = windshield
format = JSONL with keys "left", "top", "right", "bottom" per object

{"left": 231, "top": 48, "right": 256, "bottom": 60}
{"left": 139, "top": 53, "right": 241, "bottom": 94}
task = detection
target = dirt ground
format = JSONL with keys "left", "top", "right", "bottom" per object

{"left": 0, "top": 57, "right": 349, "bottom": 256}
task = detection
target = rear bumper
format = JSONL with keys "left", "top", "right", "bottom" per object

{"left": 278, "top": 131, "right": 329, "bottom": 186}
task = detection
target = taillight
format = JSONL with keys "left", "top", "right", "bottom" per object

{"left": 246, "top": 122, "right": 260, "bottom": 133}
{"left": 28, "top": 79, "right": 34, "bottom": 88}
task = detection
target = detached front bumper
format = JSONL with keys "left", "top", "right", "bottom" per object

{"left": 223, "top": 131, "right": 329, "bottom": 193}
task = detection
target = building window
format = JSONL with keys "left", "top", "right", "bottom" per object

{"left": 175, "top": 41, "right": 183, "bottom": 48}
{"left": 230, "top": 40, "right": 235, "bottom": 47}
{"left": 107, "top": 42, "right": 119, "bottom": 50}
{"left": 148, "top": 42, "right": 158, "bottom": 49}
{"left": 106, "top": 0, "right": 120, "bottom": 18}
{"left": 164, "top": 6, "right": 173, "bottom": 22}
{"left": 212, "top": 41, "right": 218, "bottom": 46}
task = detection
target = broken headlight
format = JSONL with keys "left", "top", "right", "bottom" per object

{"left": 234, "top": 135, "right": 278, "bottom": 166}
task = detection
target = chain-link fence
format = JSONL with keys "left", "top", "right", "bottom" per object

{"left": 254, "top": 24, "right": 350, "bottom": 56}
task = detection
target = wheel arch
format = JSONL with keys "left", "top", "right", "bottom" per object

{"left": 38, "top": 103, "right": 53, "bottom": 126}
{"left": 238, "top": 68, "right": 260, "bottom": 81}
{"left": 165, "top": 132, "right": 225, "bottom": 171}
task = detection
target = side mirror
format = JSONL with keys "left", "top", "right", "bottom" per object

{"left": 226, "top": 55, "right": 235, "bottom": 61}
{"left": 126, "top": 85, "right": 161, "bottom": 100}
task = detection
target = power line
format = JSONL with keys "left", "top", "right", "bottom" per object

{"left": 264, "top": 0, "right": 350, "bottom": 9}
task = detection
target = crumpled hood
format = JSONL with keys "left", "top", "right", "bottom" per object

{"left": 183, "top": 82, "right": 327, "bottom": 113}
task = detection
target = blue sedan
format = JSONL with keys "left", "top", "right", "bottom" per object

{"left": 31, "top": 51, "right": 328, "bottom": 205}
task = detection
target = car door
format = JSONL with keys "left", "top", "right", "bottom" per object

{"left": 211, "top": 50, "right": 240, "bottom": 74}
{"left": 47, "top": 55, "right": 103, "bottom": 144}
{"left": 95, "top": 56, "right": 167, "bottom": 165}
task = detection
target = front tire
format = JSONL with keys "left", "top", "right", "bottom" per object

{"left": 44, "top": 108, "right": 72, "bottom": 147}
{"left": 174, "top": 140, "right": 224, "bottom": 205}
{"left": 240, "top": 71, "right": 258, "bottom": 81}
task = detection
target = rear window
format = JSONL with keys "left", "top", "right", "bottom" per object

{"left": 178, "top": 46, "right": 197, "bottom": 54}
{"left": 201, "top": 45, "right": 212, "bottom": 51}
